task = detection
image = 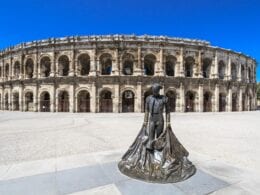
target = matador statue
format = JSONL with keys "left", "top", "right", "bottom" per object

{"left": 118, "top": 83, "right": 196, "bottom": 183}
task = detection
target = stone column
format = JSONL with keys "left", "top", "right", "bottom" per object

{"left": 134, "top": 46, "right": 142, "bottom": 76}
{"left": 178, "top": 82, "right": 185, "bottom": 112}
{"left": 214, "top": 52, "right": 218, "bottom": 79}
{"left": 20, "top": 55, "right": 24, "bottom": 80}
{"left": 0, "top": 62, "right": 2, "bottom": 82}
{"left": 90, "top": 49, "right": 97, "bottom": 76}
{"left": 50, "top": 85, "right": 55, "bottom": 112}
{"left": 238, "top": 88, "right": 243, "bottom": 111}
{"left": 19, "top": 85, "right": 23, "bottom": 111}
{"left": 226, "top": 55, "right": 231, "bottom": 80}
{"left": 10, "top": 89, "right": 14, "bottom": 111}
{"left": 2, "top": 60, "right": 4, "bottom": 82}
{"left": 69, "top": 84, "right": 75, "bottom": 112}
{"left": 37, "top": 90, "right": 41, "bottom": 112}
{"left": 197, "top": 51, "right": 202, "bottom": 78}
{"left": 11, "top": 58, "right": 14, "bottom": 80}
{"left": 198, "top": 84, "right": 203, "bottom": 112}
{"left": 96, "top": 55, "right": 100, "bottom": 76}
{"left": 237, "top": 63, "right": 241, "bottom": 82}
{"left": 37, "top": 59, "right": 41, "bottom": 78}
{"left": 112, "top": 49, "right": 119, "bottom": 76}
{"left": 90, "top": 82, "right": 97, "bottom": 112}
{"left": 69, "top": 50, "right": 75, "bottom": 76}
{"left": 50, "top": 52, "right": 55, "bottom": 77}
{"left": 8, "top": 88, "right": 11, "bottom": 111}
{"left": 118, "top": 56, "right": 123, "bottom": 76}
{"left": 55, "top": 88, "right": 59, "bottom": 112}
{"left": 135, "top": 82, "right": 142, "bottom": 112}
{"left": 34, "top": 54, "right": 38, "bottom": 78}
{"left": 23, "top": 58, "right": 27, "bottom": 79}
{"left": 0, "top": 87, "right": 3, "bottom": 110}
{"left": 245, "top": 66, "right": 249, "bottom": 83}
{"left": 157, "top": 47, "right": 164, "bottom": 76}
{"left": 178, "top": 47, "right": 184, "bottom": 77}
{"left": 113, "top": 84, "right": 120, "bottom": 112}
{"left": 227, "top": 87, "right": 232, "bottom": 112}
{"left": 214, "top": 84, "right": 219, "bottom": 112}
{"left": 33, "top": 85, "right": 38, "bottom": 112}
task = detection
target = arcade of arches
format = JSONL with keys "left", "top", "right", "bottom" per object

{"left": 1, "top": 84, "right": 255, "bottom": 113}
{"left": 0, "top": 35, "right": 257, "bottom": 113}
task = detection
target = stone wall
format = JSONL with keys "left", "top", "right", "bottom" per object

{"left": 0, "top": 35, "right": 257, "bottom": 113}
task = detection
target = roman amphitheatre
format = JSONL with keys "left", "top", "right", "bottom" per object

{"left": 0, "top": 35, "right": 257, "bottom": 113}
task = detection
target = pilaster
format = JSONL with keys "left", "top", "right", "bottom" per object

{"left": 178, "top": 82, "right": 185, "bottom": 112}
{"left": 214, "top": 84, "right": 219, "bottom": 112}
{"left": 197, "top": 50, "right": 203, "bottom": 78}
{"left": 134, "top": 45, "right": 142, "bottom": 76}
{"left": 90, "top": 82, "right": 97, "bottom": 112}
{"left": 178, "top": 47, "right": 184, "bottom": 77}
{"left": 135, "top": 82, "right": 142, "bottom": 112}
{"left": 227, "top": 87, "right": 232, "bottom": 112}
{"left": 198, "top": 84, "right": 203, "bottom": 112}
{"left": 113, "top": 84, "right": 120, "bottom": 112}
{"left": 90, "top": 49, "right": 97, "bottom": 76}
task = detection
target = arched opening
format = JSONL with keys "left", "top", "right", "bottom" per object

{"left": 0, "top": 94, "right": 1, "bottom": 110}
{"left": 185, "top": 57, "right": 194, "bottom": 77}
{"left": 202, "top": 58, "right": 211, "bottom": 78}
{"left": 13, "top": 93, "right": 19, "bottom": 111}
{"left": 232, "top": 93, "right": 238, "bottom": 111}
{"left": 143, "top": 89, "right": 153, "bottom": 112}
{"left": 77, "top": 90, "right": 90, "bottom": 112}
{"left": 165, "top": 55, "right": 176, "bottom": 76}
{"left": 219, "top": 93, "right": 226, "bottom": 112}
{"left": 166, "top": 90, "right": 176, "bottom": 112}
{"left": 122, "top": 90, "right": 135, "bottom": 112}
{"left": 99, "top": 90, "right": 113, "bottom": 112}
{"left": 4, "top": 93, "right": 9, "bottom": 110}
{"left": 25, "top": 59, "right": 34, "bottom": 78}
{"left": 144, "top": 54, "right": 156, "bottom": 76}
{"left": 0, "top": 67, "right": 2, "bottom": 79}
{"left": 241, "top": 65, "right": 246, "bottom": 81}
{"left": 40, "top": 92, "right": 50, "bottom": 112}
{"left": 40, "top": 57, "right": 51, "bottom": 77}
{"left": 203, "top": 92, "right": 212, "bottom": 112}
{"left": 14, "top": 61, "right": 20, "bottom": 79}
{"left": 58, "top": 55, "right": 70, "bottom": 76}
{"left": 185, "top": 91, "right": 195, "bottom": 112}
{"left": 231, "top": 63, "right": 237, "bottom": 81}
{"left": 100, "top": 54, "right": 112, "bottom": 75}
{"left": 58, "top": 91, "right": 69, "bottom": 112}
{"left": 218, "top": 61, "right": 225, "bottom": 80}
{"left": 242, "top": 94, "right": 246, "bottom": 111}
{"left": 78, "top": 54, "right": 90, "bottom": 76}
{"left": 5, "top": 64, "right": 9, "bottom": 79}
{"left": 25, "top": 92, "right": 33, "bottom": 111}
{"left": 122, "top": 53, "right": 134, "bottom": 75}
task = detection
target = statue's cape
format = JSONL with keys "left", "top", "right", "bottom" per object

{"left": 118, "top": 124, "right": 196, "bottom": 183}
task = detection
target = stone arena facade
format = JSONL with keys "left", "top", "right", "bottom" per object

{"left": 0, "top": 35, "right": 257, "bottom": 113}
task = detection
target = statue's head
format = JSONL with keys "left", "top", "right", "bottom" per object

{"left": 151, "top": 83, "right": 162, "bottom": 97}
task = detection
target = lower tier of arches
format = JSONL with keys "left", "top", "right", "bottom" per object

{"left": 0, "top": 82, "right": 257, "bottom": 113}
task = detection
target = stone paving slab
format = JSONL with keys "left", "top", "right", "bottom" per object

{"left": 0, "top": 150, "right": 257, "bottom": 195}
{"left": 1, "top": 111, "right": 260, "bottom": 194}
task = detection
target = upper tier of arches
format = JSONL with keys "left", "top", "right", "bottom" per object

{"left": 0, "top": 36, "right": 256, "bottom": 84}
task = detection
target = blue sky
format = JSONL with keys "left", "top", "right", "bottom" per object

{"left": 0, "top": 0, "right": 259, "bottom": 81}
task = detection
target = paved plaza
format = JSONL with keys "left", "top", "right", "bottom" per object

{"left": 0, "top": 111, "right": 260, "bottom": 194}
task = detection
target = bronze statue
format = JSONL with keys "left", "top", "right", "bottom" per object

{"left": 118, "top": 83, "right": 196, "bottom": 183}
